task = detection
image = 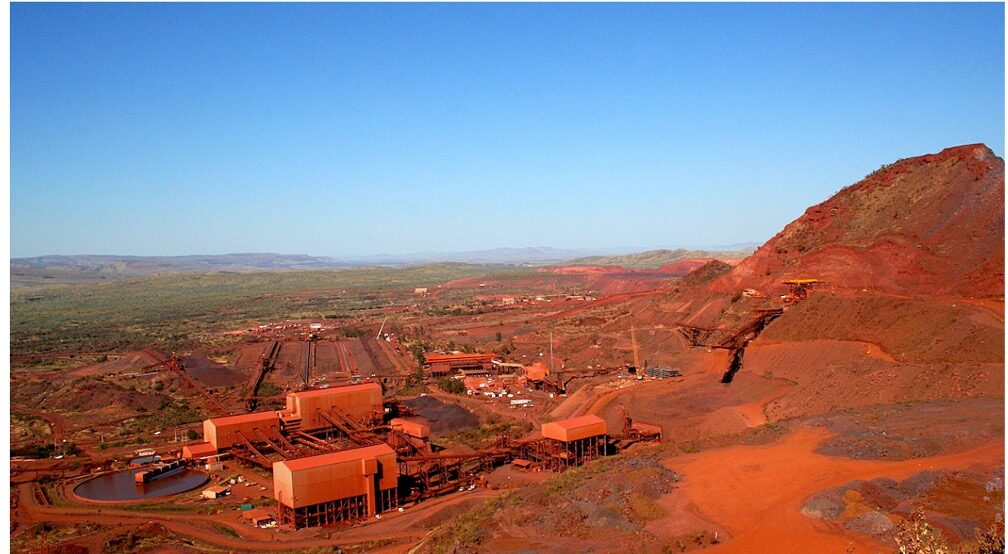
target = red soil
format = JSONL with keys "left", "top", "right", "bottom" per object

{"left": 662, "top": 426, "right": 1004, "bottom": 553}
{"left": 713, "top": 144, "right": 1004, "bottom": 298}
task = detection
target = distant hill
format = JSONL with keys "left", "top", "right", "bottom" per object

{"left": 714, "top": 143, "right": 1005, "bottom": 297}
{"left": 345, "top": 247, "right": 604, "bottom": 266}
{"left": 10, "top": 248, "right": 612, "bottom": 284}
{"left": 562, "top": 248, "right": 754, "bottom": 270}
{"left": 9, "top": 253, "right": 354, "bottom": 282}
{"left": 10, "top": 246, "right": 763, "bottom": 284}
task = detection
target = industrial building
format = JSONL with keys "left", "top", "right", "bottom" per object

{"left": 181, "top": 442, "right": 218, "bottom": 459}
{"left": 281, "top": 382, "right": 383, "bottom": 432}
{"left": 183, "top": 383, "right": 385, "bottom": 459}
{"left": 541, "top": 414, "right": 608, "bottom": 467}
{"left": 179, "top": 380, "right": 660, "bottom": 530}
{"left": 510, "top": 415, "right": 609, "bottom": 471}
{"left": 202, "top": 411, "right": 283, "bottom": 451}
{"left": 424, "top": 353, "right": 496, "bottom": 377}
{"left": 273, "top": 444, "right": 398, "bottom": 528}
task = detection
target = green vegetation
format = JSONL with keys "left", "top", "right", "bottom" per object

{"left": 11, "top": 263, "right": 533, "bottom": 361}
{"left": 10, "top": 412, "right": 52, "bottom": 443}
{"left": 258, "top": 381, "right": 281, "bottom": 397}
{"left": 120, "top": 501, "right": 198, "bottom": 513}
{"left": 436, "top": 377, "right": 465, "bottom": 395}
{"left": 429, "top": 493, "right": 509, "bottom": 554}
{"left": 213, "top": 523, "right": 240, "bottom": 538}
{"left": 446, "top": 416, "right": 532, "bottom": 449}
{"left": 137, "top": 399, "right": 205, "bottom": 431}
{"left": 12, "top": 441, "right": 79, "bottom": 459}
{"left": 542, "top": 454, "right": 616, "bottom": 497}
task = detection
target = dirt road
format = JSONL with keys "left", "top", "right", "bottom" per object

{"left": 15, "top": 480, "right": 501, "bottom": 553}
{"left": 661, "top": 425, "right": 1004, "bottom": 553}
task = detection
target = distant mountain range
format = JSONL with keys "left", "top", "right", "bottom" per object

{"left": 10, "top": 245, "right": 760, "bottom": 282}
{"left": 561, "top": 248, "right": 754, "bottom": 269}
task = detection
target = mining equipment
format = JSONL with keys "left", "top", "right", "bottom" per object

{"left": 645, "top": 366, "right": 681, "bottom": 379}
{"left": 619, "top": 404, "right": 663, "bottom": 447}
{"left": 782, "top": 279, "right": 820, "bottom": 303}
{"left": 631, "top": 324, "right": 644, "bottom": 380}
{"left": 676, "top": 308, "right": 784, "bottom": 384}
{"left": 246, "top": 341, "right": 282, "bottom": 411}
{"left": 303, "top": 334, "right": 318, "bottom": 386}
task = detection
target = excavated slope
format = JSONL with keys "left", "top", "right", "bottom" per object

{"left": 715, "top": 144, "right": 1004, "bottom": 298}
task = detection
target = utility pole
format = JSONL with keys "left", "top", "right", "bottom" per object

{"left": 549, "top": 332, "right": 554, "bottom": 375}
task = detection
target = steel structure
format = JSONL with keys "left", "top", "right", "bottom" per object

{"left": 676, "top": 308, "right": 784, "bottom": 383}
{"left": 246, "top": 341, "right": 281, "bottom": 411}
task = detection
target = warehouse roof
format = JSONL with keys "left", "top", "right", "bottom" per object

{"left": 549, "top": 414, "right": 606, "bottom": 430}
{"left": 207, "top": 411, "right": 280, "bottom": 426}
{"left": 426, "top": 353, "right": 495, "bottom": 362}
{"left": 290, "top": 383, "right": 381, "bottom": 399}
{"left": 277, "top": 444, "right": 395, "bottom": 472}
{"left": 182, "top": 442, "right": 217, "bottom": 458}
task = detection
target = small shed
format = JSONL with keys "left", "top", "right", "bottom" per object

{"left": 242, "top": 508, "right": 275, "bottom": 526}
{"left": 512, "top": 459, "right": 535, "bottom": 472}
{"left": 182, "top": 442, "right": 218, "bottom": 460}
{"left": 202, "top": 485, "right": 228, "bottom": 499}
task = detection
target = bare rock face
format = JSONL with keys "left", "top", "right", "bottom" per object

{"left": 714, "top": 144, "right": 1004, "bottom": 298}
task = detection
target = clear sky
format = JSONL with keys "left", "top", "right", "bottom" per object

{"left": 11, "top": 3, "right": 1005, "bottom": 258}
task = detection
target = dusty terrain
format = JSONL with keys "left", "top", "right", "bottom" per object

{"left": 9, "top": 144, "right": 1004, "bottom": 553}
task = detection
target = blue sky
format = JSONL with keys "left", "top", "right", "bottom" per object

{"left": 10, "top": 3, "right": 1005, "bottom": 258}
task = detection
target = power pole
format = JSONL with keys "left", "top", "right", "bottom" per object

{"left": 549, "top": 332, "right": 554, "bottom": 375}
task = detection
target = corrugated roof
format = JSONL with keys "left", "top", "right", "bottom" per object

{"left": 290, "top": 383, "right": 381, "bottom": 399}
{"left": 524, "top": 362, "right": 549, "bottom": 381}
{"left": 184, "top": 442, "right": 217, "bottom": 455}
{"left": 277, "top": 444, "right": 395, "bottom": 472}
{"left": 426, "top": 353, "right": 495, "bottom": 362}
{"left": 207, "top": 411, "right": 280, "bottom": 426}
{"left": 242, "top": 508, "right": 273, "bottom": 520}
{"left": 550, "top": 414, "right": 606, "bottom": 430}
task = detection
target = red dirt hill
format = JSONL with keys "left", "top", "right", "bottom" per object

{"left": 714, "top": 144, "right": 1004, "bottom": 298}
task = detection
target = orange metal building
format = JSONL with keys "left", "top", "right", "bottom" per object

{"left": 389, "top": 417, "right": 430, "bottom": 439}
{"left": 523, "top": 362, "right": 549, "bottom": 383}
{"left": 181, "top": 442, "right": 218, "bottom": 459}
{"left": 283, "top": 383, "right": 383, "bottom": 432}
{"left": 273, "top": 444, "right": 398, "bottom": 528}
{"left": 203, "top": 411, "right": 282, "bottom": 450}
{"left": 541, "top": 414, "right": 607, "bottom": 442}
{"left": 425, "top": 353, "right": 495, "bottom": 377}
{"left": 540, "top": 415, "right": 608, "bottom": 469}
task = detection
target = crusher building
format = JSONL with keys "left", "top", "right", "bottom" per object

{"left": 540, "top": 414, "right": 608, "bottom": 469}
{"left": 201, "top": 411, "right": 283, "bottom": 451}
{"left": 280, "top": 382, "right": 384, "bottom": 432}
{"left": 273, "top": 443, "right": 399, "bottom": 528}
{"left": 424, "top": 353, "right": 496, "bottom": 378}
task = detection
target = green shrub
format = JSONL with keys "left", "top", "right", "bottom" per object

{"left": 436, "top": 378, "right": 465, "bottom": 395}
